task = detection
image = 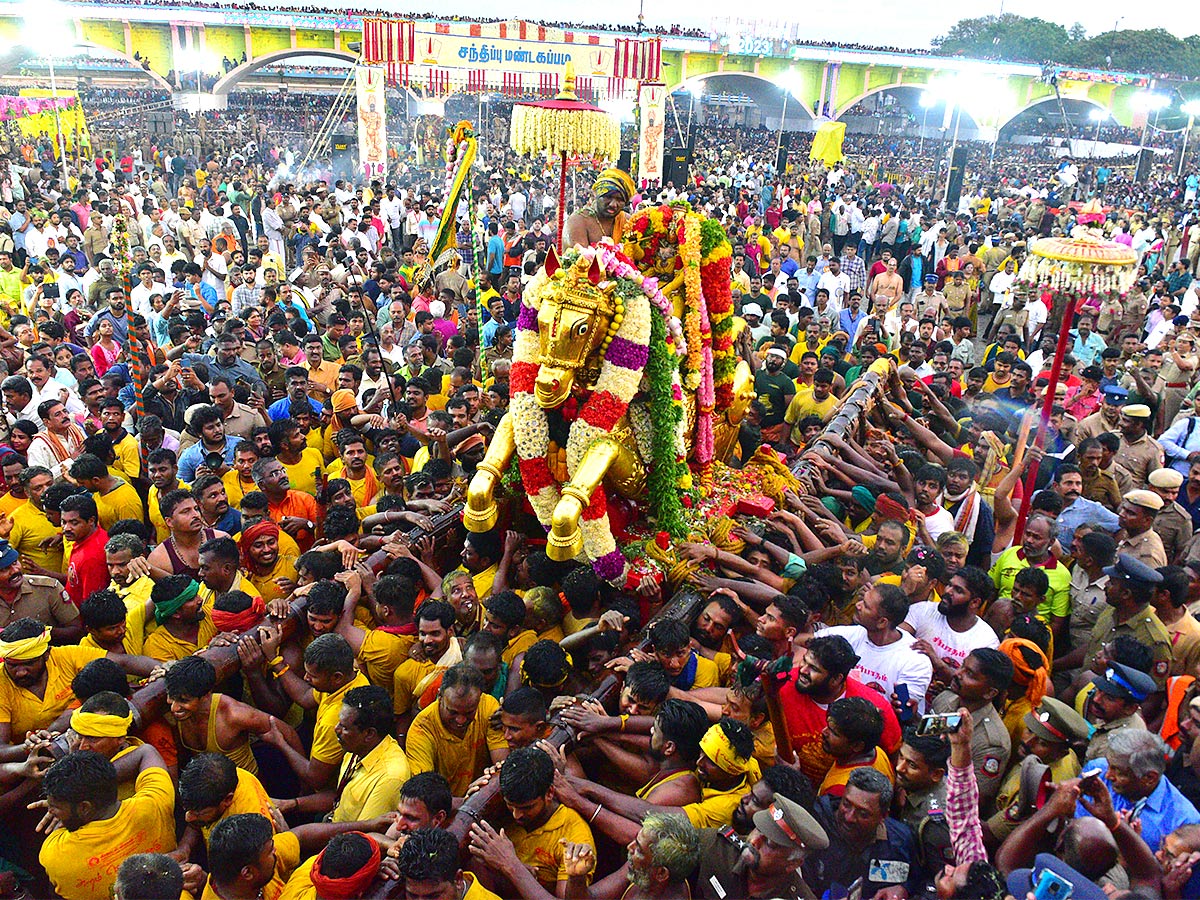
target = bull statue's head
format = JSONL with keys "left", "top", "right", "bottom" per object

{"left": 533, "top": 249, "right": 616, "bottom": 408}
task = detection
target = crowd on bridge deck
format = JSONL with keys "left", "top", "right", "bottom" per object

{"left": 0, "top": 63, "right": 1197, "bottom": 900}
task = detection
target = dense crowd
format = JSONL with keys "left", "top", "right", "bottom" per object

{"left": 0, "top": 64, "right": 1199, "bottom": 900}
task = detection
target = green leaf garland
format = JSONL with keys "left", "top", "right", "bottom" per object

{"left": 645, "top": 311, "right": 686, "bottom": 538}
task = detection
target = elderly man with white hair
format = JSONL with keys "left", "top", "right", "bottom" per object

{"left": 1075, "top": 728, "right": 1200, "bottom": 853}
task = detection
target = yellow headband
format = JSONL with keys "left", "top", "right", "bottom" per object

{"left": 0, "top": 627, "right": 50, "bottom": 662}
{"left": 699, "top": 725, "right": 752, "bottom": 776}
{"left": 70, "top": 709, "right": 133, "bottom": 738}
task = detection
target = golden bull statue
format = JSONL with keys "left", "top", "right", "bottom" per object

{"left": 464, "top": 246, "right": 754, "bottom": 564}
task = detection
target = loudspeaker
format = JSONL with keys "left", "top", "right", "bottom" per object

{"left": 618, "top": 149, "right": 633, "bottom": 174}
{"left": 331, "top": 135, "right": 354, "bottom": 181}
{"left": 945, "top": 145, "right": 969, "bottom": 210}
{"left": 1136, "top": 148, "right": 1153, "bottom": 182}
{"left": 664, "top": 148, "right": 688, "bottom": 187}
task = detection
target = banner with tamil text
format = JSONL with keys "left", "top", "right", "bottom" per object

{"left": 410, "top": 30, "right": 613, "bottom": 77}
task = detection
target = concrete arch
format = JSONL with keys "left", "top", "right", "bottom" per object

{"left": 833, "top": 83, "right": 983, "bottom": 132}
{"left": 213, "top": 48, "right": 358, "bottom": 95}
{"left": 997, "top": 94, "right": 1108, "bottom": 132}
{"left": 11, "top": 43, "right": 173, "bottom": 92}
{"left": 672, "top": 72, "right": 816, "bottom": 119}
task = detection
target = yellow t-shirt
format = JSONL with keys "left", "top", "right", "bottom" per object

{"left": 80, "top": 578, "right": 155, "bottom": 656}
{"left": 40, "top": 766, "right": 177, "bottom": 900}
{"left": 454, "top": 563, "right": 497, "bottom": 601}
{"left": 199, "top": 768, "right": 274, "bottom": 845}
{"left": 143, "top": 613, "right": 219, "bottom": 662}
{"left": 0, "top": 644, "right": 106, "bottom": 739}
{"left": 248, "top": 554, "right": 300, "bottom": 605}
{"left": 282, "top": 448, "right": 326, "bottom": 498}
{"left": 201, "top": 831, "right": 300, "bottom": 900}
{"left": 682, "top": 775, "right": 753, "bottom": 828}
{"left": 784, "top": 392, "right": 839, "bottom": 444}
{"left": 8, "top": 500, "right": 62, "bottom": 572}
{"left": 501, "top": 629, "right": 539, "bottom": 667}
{"left": 983, "top": 373, "right": 1013, "bottom": 393}
{"left": 818, "top": 746, "right": 896, "bottom": 797}
{"left": 393, "top": 656, "right": 440, "bottom": 715}
{"left": 197, "top": 572, "right": 263, "bottom": 611}
{"left": 223, "top": 471, "right": 258, "bottom": 511}
{"left": 508, "top": 803, "right": 596, "bottom": 890}
{"left": 0, "top": 492, "right": 26, "bottom": 516}
{"left": 111, "top": 434, "right": 142, "bottom": 481}
{"left": 95, "top": 480, "right": 145, "bottom": 532}
{"left": 406, "top": 692, "right": 506, "bottom": 796}
{"left": 311, "top": 671, "right": 371, "bottom": 766}
{"left": 358, "top": 628, "right": 416, "bottom": 697}
{"left": 331, "top": 734, "right": 411, "bottom": 823}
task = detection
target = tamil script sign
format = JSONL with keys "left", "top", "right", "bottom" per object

{"left": 411, "top": 31, "right": 613, "bottom": 76}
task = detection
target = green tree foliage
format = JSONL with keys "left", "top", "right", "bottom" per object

{"left": 932, "top": 15, "right": 1200, "bottom": 79}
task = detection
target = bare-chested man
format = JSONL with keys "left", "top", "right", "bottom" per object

{"left": 563, "top": 168, "right": 635, "bottom": 248}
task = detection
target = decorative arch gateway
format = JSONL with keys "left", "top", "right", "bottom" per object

{"left": 0, "top": 43, "right": 175, "bottom": 94}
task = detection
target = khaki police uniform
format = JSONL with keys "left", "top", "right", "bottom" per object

{"left": 1154, "top": 500, "right": 1194, "bottom": 564}
{"left": 898, "top": 782, "right": 953, "bottom": 872}
{"left": 1118, "top": 528, "right": 1169, "bottom": 568}
{"left": 933, "top": 691, "right": 1011, "bottom": 810}
{"left": 1083, "top": 606, "right": 1173, "bottom": 690}
{"left": 1115, "top": 432, "right": 1165, "bottom": 491}
{"left": 1086, "top": 711, "right": 1148, "bottom": 762}
{"left": 0, "top": 574, "right": 79, "bottom": 631}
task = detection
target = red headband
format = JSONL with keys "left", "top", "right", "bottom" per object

{"left": 310, "top": 834, "right": 381, "bottom": 900}
{"left": 211, "top": 596, "right": 266, "bottom": 634}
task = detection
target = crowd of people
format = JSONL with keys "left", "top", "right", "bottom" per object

{"left": 0, "top": 45, "right": 1200, "bottom": 900}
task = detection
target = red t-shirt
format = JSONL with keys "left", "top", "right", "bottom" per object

{"left": 66, "top": 527, "right": 110, "bottom": 607}
{"left": 776, "top": 669, "right": 903, "bottom": 786}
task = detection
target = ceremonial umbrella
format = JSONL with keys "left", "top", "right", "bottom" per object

{"left": 509, "top": 62, "right": 620, "bottom": 251}
{"left": 1012, "top": 227, "right": 1138, "bottom": 541}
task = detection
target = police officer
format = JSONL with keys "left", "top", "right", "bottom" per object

{"left": 695, "top": 794, "right": 827, "bottom": 900}
{"left": 1084, "top": 661, "right": 1157, "bottom": 762}
{"left": 1148, "top": 468, "right": 1193, "bottom": 564}
{"left": 931, "top": 647, "right": 1013, "bottom": 810}
{"left": 985, "top": 696, "right": 1090, "bottom": 844}
{"left": 1117, "top": 489, "right": 1169, "bottom": 568}
{"left": 1082, "top": 554, "right": 1172, "bottom": 693}
{"left": 0, "top": 540, "right": 80, "bottom": 639}
{"left": 895, "top": 730, "right": 953, "bottom": 874}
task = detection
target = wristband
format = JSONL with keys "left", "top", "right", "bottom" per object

{"left": 619, "top": 714, "right": 629, "bottom": 733}
{"left": 1107, "top": 817, "right": 1121, "bottom": 832}
{"left": 271, "top": 664, "right": 290, "bottom": 679}
{"left": 266, "top": 656, "right": 284, "bottom": 669}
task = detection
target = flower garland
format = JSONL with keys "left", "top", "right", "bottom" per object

{"left": 509, "top": 105, "right": 620, "bottom": 161}
{"left": 700, "top": 221, "right": 736, "bottom": 409}
{"left": 645, "top": 310, "right": 687, "bottom": 538}
{"left": 679, "top": 216, "right": 705, "bottom": 392}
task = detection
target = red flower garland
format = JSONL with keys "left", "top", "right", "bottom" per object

{"left": 581, "top": 485, "right": 608, "bottom": 521}
{"left": 510, "top": 361, "right": 538, "bottom": 394}
{"left": 519, "top": 457, "right": 557, "bottom": 494}
{"left": 579, "top": 390, "right": 626, "bottom": 432}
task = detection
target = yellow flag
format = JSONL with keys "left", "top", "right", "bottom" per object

{"left": 809, "top": 121, "right": 846, "bottom": 166}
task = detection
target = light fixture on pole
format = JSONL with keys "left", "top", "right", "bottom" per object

{"left": 1089, "top": 107, "right": 1107, "bottom": 157}
{"left": 22, "top": 2, "right": 75, "bottom": 174}
{"left": 774, "top": 72, "right": 803, "bottom": 189}
{"left": 918, "top": 91, "right": 935, "bottom": 159}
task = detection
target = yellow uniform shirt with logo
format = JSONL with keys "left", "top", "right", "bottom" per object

{"left": 357, "top": 628, "right": 416, "bottom": 696}
{"left": 40, "top": 765, "right": 176, "bottom": 900}
{"left": 200, "top": 768, "right": 275, "bottom": 846}
{"left": 143, "top": 613, "right": 220, "bottom": 662}
{"left": 201, "top": 831, "right": 300, "bottom": 900}
{"left": 0, "top": 644, "right": 105, "bottom": 739}
{"left": 508, "top": 803, "right": 596, "bottom": 890}
{"left": 8, "top": 500, "right": 63, "bottom": 572}
{"left": 331, "top": 734, "right": 411, "bottom": 823}
{"left": 311, "top": 671, "right": 371, "bottom": 767}
{"left": 406, "top": 692, "right": 507, "bottom": 796}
